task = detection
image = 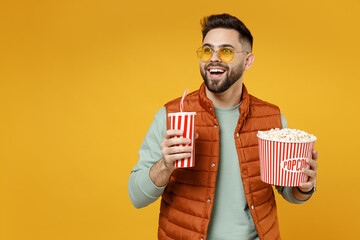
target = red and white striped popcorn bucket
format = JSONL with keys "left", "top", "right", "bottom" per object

{"left": 258, "top": 137, "right": 316, "bottom": 186}
{"left": 168, "top": 112, "right": 196, "bottom": 168}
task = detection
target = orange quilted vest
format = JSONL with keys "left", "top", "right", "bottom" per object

{"left": 159, "top": 83, "right": 282, "bottom": 240}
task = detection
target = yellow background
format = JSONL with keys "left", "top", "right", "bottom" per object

{"left": 1, "top": 0, "right": 359, "bottom": 239}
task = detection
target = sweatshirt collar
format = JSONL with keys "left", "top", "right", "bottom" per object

{"left": 198, "top": 82, "right": 250, "bottom": 121}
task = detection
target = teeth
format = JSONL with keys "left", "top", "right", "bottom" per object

{"left": 209, "top": 69, "right": 225, "bottom": 73}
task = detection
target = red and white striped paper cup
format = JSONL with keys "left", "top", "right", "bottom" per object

{"left": 168, "top": 112, "right": 196, "bottom": 168}
{"left": 258, "top": 137, "right": 316, "bottom": 186}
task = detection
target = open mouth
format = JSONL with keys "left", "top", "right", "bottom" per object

{"left": 208, "top": 68, "right": 226, "bottom": 78}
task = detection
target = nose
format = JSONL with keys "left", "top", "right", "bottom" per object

{"left": 209, "top": 50, "right": 221, "bottom": 62}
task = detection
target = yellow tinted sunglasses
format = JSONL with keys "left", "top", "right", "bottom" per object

{"left": 196, "top": 46, "right": 249, "bottom": 63}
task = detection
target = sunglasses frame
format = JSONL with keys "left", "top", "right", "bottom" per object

{"left": 196, "top": 46, "right": 249, "bottom": 63}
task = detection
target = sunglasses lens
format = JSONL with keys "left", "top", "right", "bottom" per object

{"left": 197, "top": 47, "right": 235, "bottom": 62}
{"left": 219, "top": 48, "right": 234, "bottom": 62}
{"left": 197, "top": 47, "right": 212, "bottom": 62}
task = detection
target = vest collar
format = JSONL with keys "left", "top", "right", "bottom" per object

{"left": 198, "top": 82, "right": 250, "bottom": 122}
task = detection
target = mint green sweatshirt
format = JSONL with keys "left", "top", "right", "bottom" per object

{"left": 128, "top": 106, "right": 310, "bottom": 240}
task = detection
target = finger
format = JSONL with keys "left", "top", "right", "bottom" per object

{"left": 302, "top": 168, "right": 317, "bottom": 179}
{"left": 165, "top": 153, "right": 192, "bottom": 163}
{"left": 164, "top": 130, "right": 184, "bottom": 139}
{"left": 167, "top": 137, "right": 191, "bottom": 147}
{"left": 299, "top": 181, "right": 314, "bottom": 191}
{"left": 306, "top": 158, "right": 318, "bottom": 170}
{"left": 167, "top": 146, "right": 192, "bottom": 155}
{"left": 312, "top": 149, "right": 319, "bottom": 161}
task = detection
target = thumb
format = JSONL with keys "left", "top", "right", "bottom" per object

{"left": 195, "top": 132, "right": 199, "bottom": 139}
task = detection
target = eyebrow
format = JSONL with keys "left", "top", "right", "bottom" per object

{"left": 202, "top": 43, "right": 235, "bottom": 49}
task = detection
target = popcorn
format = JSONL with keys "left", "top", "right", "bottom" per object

{"left": 257, "top": 128, "right": 317, "bottom": 186}
{"left": 257, "top": 128, "right": 317, "bottom": 143}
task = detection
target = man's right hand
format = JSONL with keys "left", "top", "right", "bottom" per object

{"left": 160, "top": 130, "right": 192, "bottom": 171}
{"left": 149, "top": 130, "right": 192, "bottom": 187}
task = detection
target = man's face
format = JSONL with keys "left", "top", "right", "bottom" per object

{"left": 200, "top": 28, "right": 247, "bottom": 93}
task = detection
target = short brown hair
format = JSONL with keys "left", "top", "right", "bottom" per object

{"left": 201, "top": 13, "right": 253, "bottom": 51}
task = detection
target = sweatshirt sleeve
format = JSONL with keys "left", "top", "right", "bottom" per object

{"left": 275, "top": 113, "right": 312, "bottom": 204}
{"left": 128, "top": 107, "right": 167, "bottom": 208}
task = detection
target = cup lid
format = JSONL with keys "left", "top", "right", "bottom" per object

{"left": 168, "top": 112, "right": 196, "bottom": 117}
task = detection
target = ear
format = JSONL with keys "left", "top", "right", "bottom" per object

{"left": 244, "top": 53, "right": 255, "bottom": 71}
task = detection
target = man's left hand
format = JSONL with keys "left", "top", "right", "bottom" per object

{"left": 298, "top": 149, "right": 319, "bottom": 192}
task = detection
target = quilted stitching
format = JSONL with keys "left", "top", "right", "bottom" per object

{"left": 158, "top": 83, "right": 282, "bottom": 240}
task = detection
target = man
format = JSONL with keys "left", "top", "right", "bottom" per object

{"left": 128, "top": 14, "right": 318, "bottom": 240}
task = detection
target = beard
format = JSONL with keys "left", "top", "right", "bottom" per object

{"left": 200, "top": 61, "right": 244, "bottom": 93}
